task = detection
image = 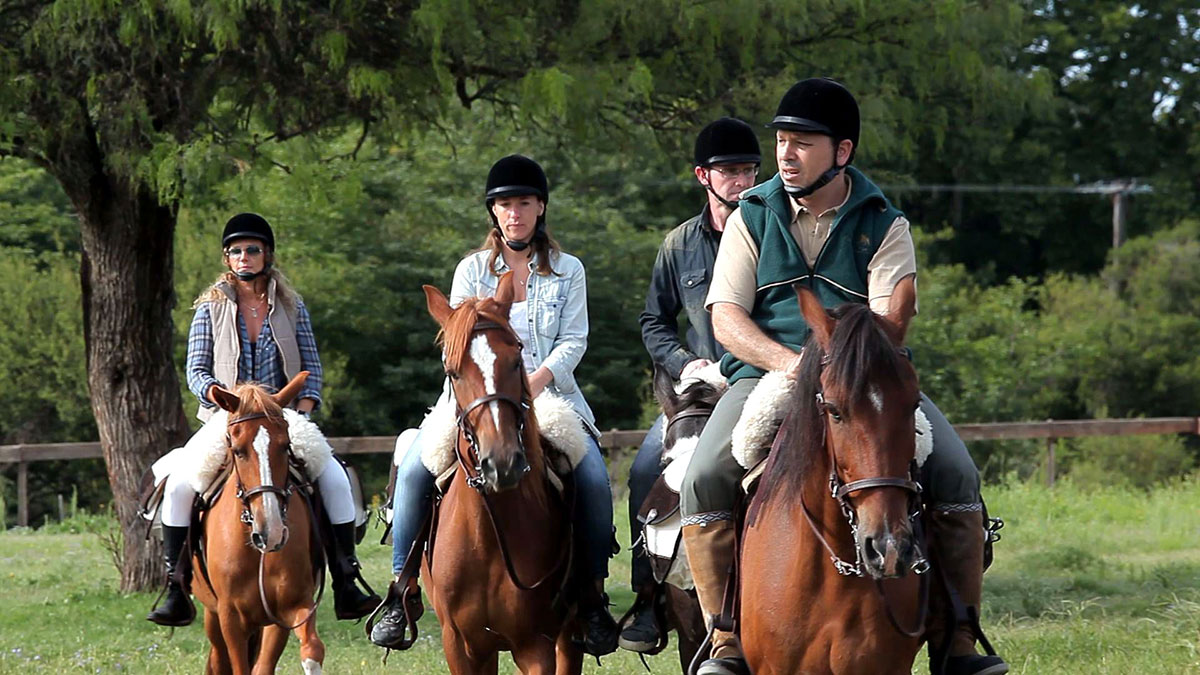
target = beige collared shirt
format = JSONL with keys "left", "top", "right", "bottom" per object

{"left": 706, "top": 174, "right": 917, "bottom": 315}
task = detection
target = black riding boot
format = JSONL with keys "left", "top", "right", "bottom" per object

{"left": 577, "top": 582, "right": 619, "bottom": 657}
{"left": 618, "top": 584, "right": 662, "bottom": 653}
{"left": 146, "top": 525, "right": 195, "bottom": 627}
{"left": 326, "top": 522, "right": 382, "bottom": 620}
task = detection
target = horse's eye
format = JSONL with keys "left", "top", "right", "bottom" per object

{"left": 826, "top": 406, "right": 844, "bottom": 422}
{"left": 233, "top": 447, "right": 248, "bottom": 459}
{"left": 448, "top": 371, "right": 460, "bottom": 381}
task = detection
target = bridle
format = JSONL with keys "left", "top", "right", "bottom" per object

{"left": 225, "top": 410, "right": 324, "bottom": 629}
{"left": 445, "top": 319, "right": 571, "bottom": 592}
{"left": 663, "top": 407, "right": 714, "bottom": 440}
{"left": 227, "top": 412, "right": 293, "bottom": 527}
{"left": 797, "top": 352, "right": 930, "bottom": 637}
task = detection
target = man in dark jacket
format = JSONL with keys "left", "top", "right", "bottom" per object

{"left": 620, "top": 118, "right": 761, "bottom": 653}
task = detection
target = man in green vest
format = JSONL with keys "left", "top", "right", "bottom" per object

{"left": 679, "top": 78, "right": 1008, "bottom": 675}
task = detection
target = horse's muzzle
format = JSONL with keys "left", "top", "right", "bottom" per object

{"left": 480, "top": 450, "right": 530, "bottom": 493}
{"left": 861, "top": 529, "right": 918, "bottom": 579}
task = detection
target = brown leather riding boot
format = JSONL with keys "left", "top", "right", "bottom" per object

{"left": 927, "top": 509, "right": 1008, "bottom": 675}
{"left": 681, "top": 518, "right": 746, "bottom": 675}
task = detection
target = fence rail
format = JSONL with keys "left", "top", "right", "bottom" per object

{"left": 3, "top": 417, "right": 1198, "bottom": 527}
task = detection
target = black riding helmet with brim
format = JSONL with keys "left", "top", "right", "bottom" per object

{"left": 485, "top": 155, "right": 549, "bottom": 252}
{"left": 694, "top": 117, "right": 762, "bottom": 209}
{"left": 767, "top": 78, "right": 860, "bottom": 200}
{"left": 221, "top": 213, "right": 274, "bottom": 281}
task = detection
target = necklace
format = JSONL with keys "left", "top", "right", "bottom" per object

{"left": 241, "top": 292, "right": 267, "bottom": 318}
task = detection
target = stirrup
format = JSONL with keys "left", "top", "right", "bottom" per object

{"left": 365, "top": 576, "right": 424, "bottom": 650}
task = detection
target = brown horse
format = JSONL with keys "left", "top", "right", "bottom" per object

{"left": 192, "top": 372, "right": 325, "bottom": 675}
{"left": 421, "top": 272, "right": 581, "bottom": 675}
{"left": 740, "top": 288, "right": 928, "bottom": 674}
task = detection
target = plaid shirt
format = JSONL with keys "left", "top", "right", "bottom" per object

{"left": 186, "top": 301, "right": 323, "bottom": 411}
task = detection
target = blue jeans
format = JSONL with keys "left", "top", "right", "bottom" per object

{"left": 627, "top": 414, "right": 666, "bottom": 589}
{"left": 391, "top": 427, "right": 614, "bottom": 581}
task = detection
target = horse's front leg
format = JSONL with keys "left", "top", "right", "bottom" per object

{"left": 217, "top": 610, "right": 254, "bottom": 675}
{"left": 292, "top": 611, "right": 325, "bottom": 674}
{"left": 441, "top": 622, "right": 498, "bottom": 675}
{"left": 251, "top": 624, "right": 290, "bottom": 675}
{"left": 553, "top": 626, "right": 584, "bottom": 675}
{"left": 203, "top": 607, "right": 233, "bottom": 675}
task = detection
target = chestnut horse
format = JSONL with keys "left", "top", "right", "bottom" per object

{"left": 740, "top": 288, "right": 928, "bottom": 674}
{"left": 192, "top": 372, "right": 325, "bottom": 675}
{"left": 421, "top": 272, "right": 581, "bottom": 675}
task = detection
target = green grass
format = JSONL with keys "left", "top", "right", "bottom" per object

{"left": 2, "top": 478, "right": 1198, "bottom": 673}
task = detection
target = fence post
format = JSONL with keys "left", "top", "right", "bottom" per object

{"left": 17, "top": 460, "right": 28, "bottom": 527}
{"left": 1045, "top": 437, "right": 1057, "bottom": 487}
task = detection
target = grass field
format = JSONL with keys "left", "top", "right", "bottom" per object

{"left": 1, "top": 478, "right": 1198, "bottom": 674}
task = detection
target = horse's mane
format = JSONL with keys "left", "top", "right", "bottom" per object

{"left": 229, "top": 382, "right": 284, "bottom": 421}
{"left": 761, "top": 303, "right": 907, "bottom": 505}
{"left": 437, "top": 296, "right": 512, "bottom": 374}
{"left": 675, "top": 380, "right": 723, "bottom": 414}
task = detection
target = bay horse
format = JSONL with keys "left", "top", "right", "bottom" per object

{"left": 421, "top": 272, "right": 581, "bottom": 675}
{"left": 740, "top": 287, "right": 928, "bottom": 674}
{"left": 192, "top": 372, "right": 325, "bottom": 675}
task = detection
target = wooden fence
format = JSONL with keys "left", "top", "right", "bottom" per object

{"left": 3, "top": 417, "right": 1198, "bottom": 527}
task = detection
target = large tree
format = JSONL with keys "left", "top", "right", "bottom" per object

{"left": 0, "top": 0, "right": 1032, "bottom": 589}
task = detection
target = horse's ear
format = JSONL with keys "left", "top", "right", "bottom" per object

{"left": 424, "top": 285, "right": 454, "bottom": 326}
{"left": 273, "top": 371, "right": 309, "bottom": 408}
{"left": 211, "top": 385, "right": 240, "bottom": 413}
{"left": 493, "top": 271, "right": 515, "bottom": 318}
{"left": 652, "top": 364, "right": 680, "bottom": 417}
{"left": 795, "top": 284, "right": 834, "bottom": 351}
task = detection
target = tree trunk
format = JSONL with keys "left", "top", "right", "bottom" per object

{"left": 61, "top": 149, "right": 192, "bottom": 591}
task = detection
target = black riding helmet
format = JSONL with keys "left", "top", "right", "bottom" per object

{"left": 485, "top": 155, "right": 548, "bottom": 252}
{"left": 694, "top": 117, "right": 762, "bottom": 167}
{"left": 694, "top": 117, "right": 761, "bottom": 210}
{"left": 767, "top": 78, "right": 860, "bottom": 199}
{"left": 221, "top": 213, "right": 274, "bottom": 281}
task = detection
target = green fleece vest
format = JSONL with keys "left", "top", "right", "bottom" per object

{"left": 720, "top": 166, "right": 902, "bottom": 383}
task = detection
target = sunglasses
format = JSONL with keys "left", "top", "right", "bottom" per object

{"left": 709, "top": 165, "right": 760, "bottom": 179}
{"left": 225, "top": 245, "right": 264, "bottom": 257}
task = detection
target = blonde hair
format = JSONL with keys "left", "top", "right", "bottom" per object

{"left": 193, "top": 267, "right": 301, "bottom": 312}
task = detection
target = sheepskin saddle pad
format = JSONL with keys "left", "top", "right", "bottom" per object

{"left": 148, "top": 409, "right": 333, "bottom": 493}
{"left": 730, "top": 370, "right": 934, "bottom": 471}
{"left": 395, "top": 391, "right": 589, "bottom": 493}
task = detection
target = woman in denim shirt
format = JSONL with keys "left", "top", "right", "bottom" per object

{"left": 371, "top": 156, "right": 618, "bottom": 655}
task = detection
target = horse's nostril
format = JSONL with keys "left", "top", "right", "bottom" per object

{"left": 251, "top": 532, "right": 265, "bottom": 549}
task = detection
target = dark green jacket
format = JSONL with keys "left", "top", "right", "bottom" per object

{"left": 720, "top": 166, "right": 903, "bottom": 383}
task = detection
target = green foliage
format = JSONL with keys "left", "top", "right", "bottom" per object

{"left": 1062, "top": 435, "right": 1196, "bottom": 491}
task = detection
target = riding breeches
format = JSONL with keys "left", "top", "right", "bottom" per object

{"left": 390, "top": 423, "right": 615, "bottom": 580}
{"left": 679, "top": 377, "right": 983, "bottom": 520}
{"left": 159, "top": 416, "right": 358, "bottom": 528}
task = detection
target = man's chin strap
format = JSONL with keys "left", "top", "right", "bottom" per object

{"left": 783, "top": 161, "right": 843, "bottom": 201}
{"left": 705, "top": 183, "right": 740, "bottom": 211}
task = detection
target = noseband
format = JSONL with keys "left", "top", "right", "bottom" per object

{"left": 663, "top": 407, "right": 714, "bottom": 439}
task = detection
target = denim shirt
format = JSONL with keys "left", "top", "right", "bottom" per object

{"left": 449, "top": 249, "right": 598, "bottom": 436}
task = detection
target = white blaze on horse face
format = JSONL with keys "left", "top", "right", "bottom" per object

{"left": 253, "top": 425, "right": 283, "bottom": 540}
{"left": 469, "top": 334, "right": 501, "bottom": 429}
{"left": 869, "top": 385, "right": 884, "bottom": 413}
